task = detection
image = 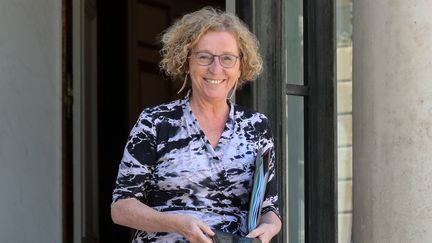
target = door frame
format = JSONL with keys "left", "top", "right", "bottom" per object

{"left": 235, "top": 0, "right": 337, "bottom": 242}
{"left": 64, "top": 0, "right": 337, "bottom": 242}
{"left": 71, "top": 0, "right": 99, "bottom": 242}
{"left": 62, "top": 0, "right": 73, "bottom": 242}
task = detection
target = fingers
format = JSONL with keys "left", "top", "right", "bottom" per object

{"left": 177, "top": 216, "right": 214, "bottom": 243}
{"left": 246, "top": 225, "right": 272, "bottom": 243}
{"left": 191, "top": 222, "right": 214, "bottom": 243}
{"left": 189, "top": 228, "right": 213, "bottom": 243}
{"left": 246, "top": 227, "right": 263, "bottom": 238}
{"left": 199, "top": 223, "right": 215, "bottom": 237}
{"left": 197, "top": 231, "right": 213, "bottom": 243}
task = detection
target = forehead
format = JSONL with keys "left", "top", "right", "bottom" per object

{"left": 193, "top": 30, "right": 239, "bottom": 54}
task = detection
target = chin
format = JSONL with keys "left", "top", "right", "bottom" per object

{"left": 204, "top": 92, "right": 228, "bottom": 101}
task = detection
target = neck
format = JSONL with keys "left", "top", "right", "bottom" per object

{"left": 189, "top": 95, "right": 229, "bottom": 118}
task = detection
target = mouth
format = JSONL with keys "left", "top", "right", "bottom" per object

{"left": 205, "top": 78, "right": 225, "bottom": 84}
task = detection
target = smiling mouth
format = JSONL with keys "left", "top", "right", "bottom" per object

{"left": 205, "top": 79, "right": 224, "bottom": 84}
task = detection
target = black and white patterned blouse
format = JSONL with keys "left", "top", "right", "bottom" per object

{"left": 113, "top": 92, "right": 279, "bottom": 243}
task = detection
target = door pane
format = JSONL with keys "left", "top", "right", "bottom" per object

{"left": 336, "top": 0, "right": 353, "bottom": 242}
{"left": 285, "top": 0, "right": 304, "bottom": 85}
{"left": 287, "top": 95, "right": 305, "bottom": 242}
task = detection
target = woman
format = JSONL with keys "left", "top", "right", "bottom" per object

{"left": 111, "top": 7, "right": 281, "bottom": 243}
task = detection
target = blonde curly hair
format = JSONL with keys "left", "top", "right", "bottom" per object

{"left": 159, "top": 7, "right": 263, "bottom": 87}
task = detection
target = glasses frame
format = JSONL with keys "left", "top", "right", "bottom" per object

{"left": 191, "top": 51, "right": 240, "bottom": 68}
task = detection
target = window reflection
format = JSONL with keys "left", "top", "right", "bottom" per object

{"left": 286, "top": 0, "right": 304, "bottom": 85}
{"left": 287, "top": 95, "right": 305, "bottom": 243}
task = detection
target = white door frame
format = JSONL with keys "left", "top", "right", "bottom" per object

{"left": 72, "top": 0, "right": 99, "bottom": 242}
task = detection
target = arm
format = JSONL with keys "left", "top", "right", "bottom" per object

{"left": 111, "top": 198, "right": 214, "bottom": 243}
{"left": 247, "top": 116, "right": 281, "bottom": 242}
{"left": 112, "top": 110, "right": 214, "bottom": 242}
{"left": 246, "top": 211, "right": 281, "bottom": 243}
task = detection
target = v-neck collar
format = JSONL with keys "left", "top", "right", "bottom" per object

{"left": 181, "top": 90, "right": 236, "bottom": 159}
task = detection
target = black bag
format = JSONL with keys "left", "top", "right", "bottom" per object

{"left": 212, "top": 230, "right": 262, "bottom": 243}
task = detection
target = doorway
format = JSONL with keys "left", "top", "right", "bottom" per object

{"left": 96, "top": 1, "right": 225, "bottom": 242}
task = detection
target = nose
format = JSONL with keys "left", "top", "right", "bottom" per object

{"left": 208, "top": 56, "right": 224, "bottom": 74}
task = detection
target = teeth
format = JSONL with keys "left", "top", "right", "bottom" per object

{"left": 206, "top": 79, "right": 224, "bottom": 84}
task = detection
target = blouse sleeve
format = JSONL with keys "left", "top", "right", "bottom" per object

{"left": 259, "top": 116, "right": 280, "bottom": 219}
{"left": 112, "top": 110, "right": 157, "bottom": 204}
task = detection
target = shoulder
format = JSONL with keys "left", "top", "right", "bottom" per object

{"left": 138, "top": 98, "right": 185, "bottom": 125}
{"left": 233, "top": 104, "right": 272, "bottom": 135}
{"left": 233, "top": 104, "right": 270, "bottom": 124}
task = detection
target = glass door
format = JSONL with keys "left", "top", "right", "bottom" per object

{"left": 285, "top": 0, "right": 305, "bottom": 241}
{"left": 285, "top": 0, "right": 337, "bottom": 242}
{"left": 235, "top": 0, "right": 336, "bottom": 242}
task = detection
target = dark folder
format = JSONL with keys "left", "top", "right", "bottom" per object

{"left": 212, "top": 230, "right": 262, "bottom": 243}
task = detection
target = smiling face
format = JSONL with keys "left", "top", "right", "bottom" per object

{"left": 188, "top": 30, "right": 241, "bottom": 103}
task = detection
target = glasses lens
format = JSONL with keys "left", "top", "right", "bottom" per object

{"left": 220, "top": 54, "right": 237, "bottom": 68}
{"left": 196, "top": 52, "right": 213, "bottom": 65}
{"left": 194, "top": 52, "right": 238, "bottom": 68}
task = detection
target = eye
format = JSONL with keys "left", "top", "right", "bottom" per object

{"left": 221, "top": 55, "right": 236, "bottom": 62}
{"left": 196, "top": 53, "right": 213, "bottom": 61}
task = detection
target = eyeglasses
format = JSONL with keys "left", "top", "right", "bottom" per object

{"left": 192, "top": 52, "right": 240, "bottom": 68}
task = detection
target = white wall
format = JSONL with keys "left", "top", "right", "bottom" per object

{"left": 0, "top": 0, "right": 62, "bottom": 242}
{"left": 353, "top": 0, "right": 432, "bottom": 242}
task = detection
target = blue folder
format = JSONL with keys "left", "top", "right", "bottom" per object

{"left": 247, "top": 148, "right": 272, "bottom": 233}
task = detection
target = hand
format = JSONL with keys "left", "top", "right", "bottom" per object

{"left": 173, "top": 214, "right": 215, "bottom": 243}
{"left": 246, "top": 223, "right": 278, "bottom": 243}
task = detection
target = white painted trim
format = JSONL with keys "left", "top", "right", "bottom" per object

{"left": 72, "top": 1, "right": 83, "bottom": 243}
{"left": 226, "top": 0, "right": 236, "bottom": 101}
{"left": 72, "top": 1, "right": 84, "bottom": 242}
{"left": 72, "top": 0, "right": 99, "bottom": 242}
{"left": 226, "top": 0, "right": 236, "bottom": 13}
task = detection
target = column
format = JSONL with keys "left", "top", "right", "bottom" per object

{"left": 352, "top": 0, "right": 432, "bottom": 242}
